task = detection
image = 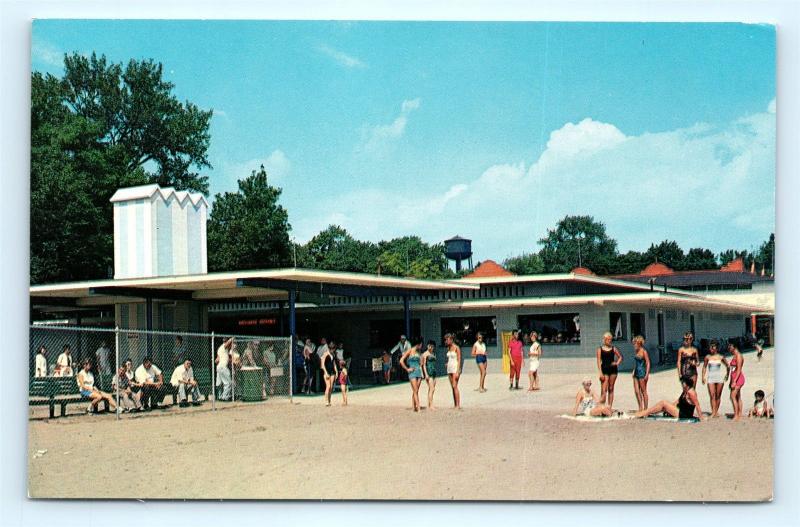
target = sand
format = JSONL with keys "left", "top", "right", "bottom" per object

{"left": 27, "top": 349, "right": 774, "bottom": 501}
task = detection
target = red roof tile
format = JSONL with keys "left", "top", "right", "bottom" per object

{"left": 464, "top": 260, "right": 515, "bottom": 278}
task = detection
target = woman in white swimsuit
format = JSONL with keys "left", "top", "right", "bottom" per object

{"left": 444, "top": 333, "right": 462, "bottom": 409}
{"left": 527, "top": 331, "right": 542, "bottom": 391}
{"left": 572, "top": 377, "right": 612, "bottom": 417}
{"left": 701, "top": 339, "right": 729, "bottom": 418}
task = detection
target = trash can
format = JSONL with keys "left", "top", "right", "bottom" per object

{"left": 238, "top": 367, "right": 264, "bottom": 402}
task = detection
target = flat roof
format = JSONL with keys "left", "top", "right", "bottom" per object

{"left": 30, "top": 267, "right": 479, "bottom": 306}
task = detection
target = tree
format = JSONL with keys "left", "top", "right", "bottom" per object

{"left": 376, "top": 236, "right": 453, "bottom": 279}
{"left": 537, "top": 215, "right": 618, "bottom": 273}
{"left": 297, "top": 225, "right": 378, "bottom": 273}
{"left": 30, "top": 52, "right": 213, "bottom": 284}
{"left": 719, "top": 249, "right": 753, "bottom": 269}
{"left": 755, "top": 233, "right": 775, "bottom": 274}
{"left": 605, "top": 250, "right": 648, "bottom": 275}
{"left": 644, "top": 240, "right": 686, "bottom": 270}
{"left": 503, "top": 253, "right": 545, "bottom": 275}
{"left": 683, "top": 248, "right": 719, "bottom": 271}
{"left": 207, "top": 166, "right": 292, "bottom": 271}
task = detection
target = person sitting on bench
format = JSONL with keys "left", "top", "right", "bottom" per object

{"left": 77, "top": 359, "right": 117, "bottom": 414}
{"left": 171, "top": 359, "right": 202, "bottom": 407}
{"left": 135, "top": 357, "right": 165, "bottom": 410}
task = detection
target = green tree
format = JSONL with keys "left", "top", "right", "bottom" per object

{"left": 604, "top": 250, "right": 648, "bottom": 275}
{"left": 503, "top": 253, "right": 544, "bottom": 275}
{"left": 376, "top": 236, "right": 453, "bottom": 279}
{"left": 755, "top": 233, "right": 775, "bottom": 274}
{"left": 298, "top": 225, "right": 378, "bottom": 272}
{"left": 207, "top": 166, "right": 292, "bottom": 271}
{"left": 537, "top": 215, "right": 618, "bottom": 273}
{"left": 683, "top": 248, "right": 719, "bottom": 271}
{"left": 30, "top": 52, "right": 213, "bottom": 284}
{"left": 644, "top": 240, "right": 686, "bottom": 270}
{"left": 719, "top": 249, "right": 754, "bottom": 269}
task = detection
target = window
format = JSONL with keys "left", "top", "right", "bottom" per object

{"left": 440, "top": 316, "right": 497, "bottom": 346}
{"left": 609, "top": 312, "right": 627, "bottom": 341}
{"left": 518, "top": 313, "right": 580, "bottom": 344}
{"left": 368, "top": 319, "right": 421, "bottom": 349}
{"left": 630, "top": 313, "right": 645, "bottom": 339}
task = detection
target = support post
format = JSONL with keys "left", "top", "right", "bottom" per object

{"left": 288, "top": 289, "right": 296, "bottom": 402}
{"left": 115, "top": 326, "right": 120, "bottom": 420}
{"left": 403, "top": 294, "right": 411, "bottom": 339}
{"left": 211, "top": 332, "right": 216, "bottom": 411}
{"left": 279, "top": 301, "right": 285, "bottom": 336}
{"left": 145, "top": 297, "right": 153, "bottom": 358}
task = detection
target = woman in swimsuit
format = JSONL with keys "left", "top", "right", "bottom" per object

{"left": 635, "top": 375, "right": 704, "bottom": 420}
{"left": 677, "top": 331, "right": 700, "bottom": 389}
{"left": 631, "top": 335, "right": 651, "bottom": 411}
{"left": 528, "top": 331, "right": 542, "bottom": 392}
{"left": 727, "top": 342, "right": 746, "bottom": 420}
{"left": 508, "top": 330, "right": 524, "bottom": 390}
{"left": 320, "top": 343, "right": 338, "bottom": 407}
{"left": 596, "top": 332, "right": 623, "bottom": 410}
{"left": 421, "top": 340, "right": 438, "bottom": 410}
{"left": 400, "top": 337, "right": 424, "bottom": 412}
{"left": 701, "top": 339, "right": 730, "bottom": 418}
{"left": 471, "top": 332, "right": 488, "bottom": 393}
{"left": 444, "top": 333, "right": 462, "bottom": 409}
{"left": 572, "top": 377, "right": 612, "bottom": 417}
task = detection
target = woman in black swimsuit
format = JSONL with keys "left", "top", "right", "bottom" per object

{"left": 321, "top": 341, "right": 338, "bottom": 407}
{"left": 596, "top": 332, "right": 623, "bottom": 410}
{"left": 635, "top": 376, "right": 704, "bottom": 420}
{"left": 676, "top": 331, "right": 699, "bottom": 389}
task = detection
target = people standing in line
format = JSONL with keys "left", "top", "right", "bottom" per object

{"left": 528, "top": 331, "right": 542, "bottom": 392}
{"left": 677, "top": 331, "right": 700, "bottom": 390}
{"left": 444, "top": 333, "right": 462, "bottom": 409}
{"left": 302, "top": 338, "right": 315, "bottom": 394}
{"left": 728, "top": 342, "right": 746, "bottom": 420}
{"left": 596, "top": 332, "right": 623, "bottom": 410}
{"left": 635, "top": 376, "right": 704, "bottom": 421}
{"left": 573, "top": 377, "right": 612, "bottom": 417}
{"left": 320, "top": 340, "right": 338, "bottom": 407}
{"left": 35, "top": 346, "right": 48, "bottom": 377}
{"left": 390, "top": 335, "right": 411, "bottom": 382}
{"left": 748, "top": 390, "right": 773, "bottom": 418}
{"left": 421, "top": 340, "right": 437, "bottom": 410}
{"left": 337, "top": 360, "right": 349, "bottom": 406}
{"left": 701, "top": 339, "right": 730, "bottom": 418}
{"left": 507, "top": 330, "right": 524, "bottom": 390}
{"left": 77, "top": 359, "right": 117, "bottom": 414}
{"left": 471, "top": 332, "right": 488, "bottom": 393}
{"left": 215, "top": 337, "right": 234, "bottom": 401}
{"left": 400, "top": 337, "right": 424, "bottom": 412}
{"left": 56, "top": 344, "right": 73, "bottom": 377}
{"left": 631, "top": 335, "right": 651, "bottom": 412}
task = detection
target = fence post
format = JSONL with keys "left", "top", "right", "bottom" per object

{"left": 231, "top": 337, "right": 235, "bottom": 403}
{"left": 288, "top": 337, "right": 293, "bottom": 404}
{"left": 211, "top": 332, "right": 216, "bottom": 412}
{"left": 115, "top": 326, "right": 120, "bottom": 420}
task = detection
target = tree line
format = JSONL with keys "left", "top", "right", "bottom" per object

{"left": 30, "top": 53, "right": 774, "bottom": 284}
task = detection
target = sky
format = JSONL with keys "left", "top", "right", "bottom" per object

{"left": 31, "top": 21, "right": 776, "bottom": 263}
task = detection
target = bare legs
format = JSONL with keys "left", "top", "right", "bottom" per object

{"left": 449, "top": 373, "right": 461, "bottom": 409}
{"left": 632, "top": 377, "right": 648, "bottom": 411}
{"left": 708, "top": 383, "right": 723, "bottom": 417}
{"left": 324, "top": 375, "right": 334, "bottom": 406}
{"left": 730, "top": 386, "right": 743, "bottom": 420}
{"left": 477, "top": 362, "right": 487, "bottom": 392}
{"left": 600, "top": 374, "right": 618, "bottom": 409}
{"left": 528, "top": 370, "right": 535, "bottom": 391}
{"left": 426, "top": 378, "right": 437, "bottom": 410}
{"left": 635, "top": 400, "right": 680, "bottom": 419}
{"left": 341, "top": 383, "right": 348, "bottom": 406}
{"left": 409, "top": 378, "right": 421, "bottom": 411}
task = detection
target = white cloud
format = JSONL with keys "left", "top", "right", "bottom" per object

{"left": 31, "top": 40, "right": 64, "bottom": 68}
{"left": 317, "top": 44, "right": 366, "bottom": 69}
{"left": 361, "top": 98, "right": 422, "bottom": 152}
{"left": 296, "top": 108, "right": 775, "bottom": 260}
{"left": 221, "top": 150, "right": 292, "bottom": 187}
{"left": 263, "top": 150, "right": 291, "bottom": 180}
{"left": 767, "top": 98, "right": 776, "bottom": 114}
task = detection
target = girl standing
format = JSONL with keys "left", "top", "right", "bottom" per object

{"left": 596, "top": 332, "right": 623, "bottom": 410}
{"left": 444, "top": 333, "right": 462, "bottom": 409}
{"left": 527, "top": 331, "right": 542, "bottom": 391}
{"left": 471, "top": 332, "right": 488, "bottom": 393}
{"left": 677, "top": 331, "right": 700, "bottom": 389}
{"left": 631, "top": 335, "right": 651, "bottom": 411}
{"left": 728, "top": 342, "right": 746, "bottom": 420}
{"left": 400, "top": 338, "right": 424, "bottom": 412}
{"left": 421, "top": 340, "right": 438, "bottom": 410}
{"left": 701, "top": 339, "right": 729, "bottom": 418}
{"left": 337, "top": 360, "right": 349, "bottom": 406}
{"left": 508, "top": 330, "right": 524, "bottom": 390}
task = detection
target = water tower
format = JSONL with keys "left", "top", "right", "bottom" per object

{"left": 445, "top": 235, "right": 473, "bottom": 272}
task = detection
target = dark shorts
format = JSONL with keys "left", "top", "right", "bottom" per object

{"left": 601, "top": 365, "right": 618, "bottom": 376}
{"left": 475, "top": 354, "right": 487, "bottom": 364}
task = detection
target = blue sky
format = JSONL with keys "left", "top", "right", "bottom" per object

{"left": 32, "top": 21, "right": 776, "bottom": 262}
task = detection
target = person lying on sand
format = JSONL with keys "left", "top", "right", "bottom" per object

{"left": 635, "top": 376, "right": 704, "bottom": 420}
{"left": 573, "top": 377, "right": 612, "bottom": 417}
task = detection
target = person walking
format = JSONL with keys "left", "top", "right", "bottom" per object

{"left": 471, "top": 332, "right": 488, "bottom": 393}
{"left": 444, "top": 333, "right": 462, "bottom": 409}
{"left": 507, "top": 330, "right": 524, "bottom": 390}
{"left": 527, "top": 331, "right": 542, "bottom": 391}
{"left": 421, "top": 340, "right": 438, "bottom": 410}
{"left": 400, "top": 337, "right": 424, "bottom": 412}
{"left": 631, "top": 335, "right": 651, "bottom": 412}
{"left": 701, "top": 339, "right": 729, "bottom": 418}
{"left": 596, "top": 332, "right": 623, "bottom": 410}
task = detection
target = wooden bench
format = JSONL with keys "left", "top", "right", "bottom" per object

{"left": 29, "top": 377, "right": 108, "bottom": 418}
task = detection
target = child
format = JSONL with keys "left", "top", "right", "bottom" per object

{"left": 748, "top": 389, "right": 773, "bottom": 418}
{"left": 338, "top": 360, "right": 349, "bottom": 406}
{"left": 381, "top": 350, "right": 392, "bottom": 384}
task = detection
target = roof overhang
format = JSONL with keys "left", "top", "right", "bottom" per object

{"left": 457, "top": 272, "right": 661, "bottom": 293}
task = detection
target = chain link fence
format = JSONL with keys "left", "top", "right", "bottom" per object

{"left": 29, "top": 325, "right": 292, "bottom": 419}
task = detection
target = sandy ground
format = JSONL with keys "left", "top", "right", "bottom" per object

{"left": 27, "top": 349, "right": 773, "bottom": 501}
